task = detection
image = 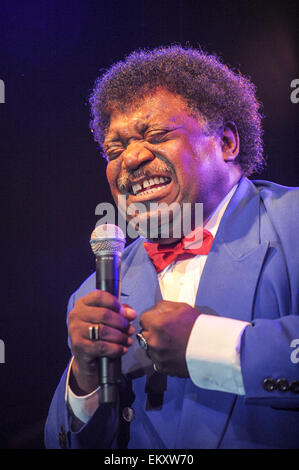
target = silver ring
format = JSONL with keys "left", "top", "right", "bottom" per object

{"left": 153, "top": 363, "right": 158, "bottom": 372}
{"left": 136, "top": 330, "right": 148, "bottom": 350}
{"left": 89, "top": 324, "right": 100, "bottom": 341}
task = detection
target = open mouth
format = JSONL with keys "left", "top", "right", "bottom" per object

{"left": 129, "top": 176, "right": 172, "bottom": 197}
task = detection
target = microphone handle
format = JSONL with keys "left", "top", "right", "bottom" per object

{"left": 96, "top": 254, "right": 122, "bottom": 404}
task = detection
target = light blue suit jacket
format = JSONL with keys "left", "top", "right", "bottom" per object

{"left": 45, "top": 177, "right": 299, "bottom": 449}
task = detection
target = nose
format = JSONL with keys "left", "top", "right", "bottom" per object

{"left": 122, "top": 141, "right": 154, "bottom": 171}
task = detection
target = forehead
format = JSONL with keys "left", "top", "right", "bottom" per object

{"left": 105, "top": 89, "right": 197, "bottom": 139}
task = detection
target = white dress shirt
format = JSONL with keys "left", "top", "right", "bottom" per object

{"left": 67, "top": 184, "right": 250, "bottom": 424}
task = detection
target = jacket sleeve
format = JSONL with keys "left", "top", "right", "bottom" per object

{"left": 44, "top": 290, "right": 121, "bottom": 449}
{"left": 241, "top": 184, "right": 299, "bottom": 409}
{"left": 44, "top": 362, "right": 120, "bottom": 449}
{"left": 241, "top": 315, "right": 299, "bottom": 408}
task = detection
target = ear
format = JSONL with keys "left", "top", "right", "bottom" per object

{"left": 220, "top": 121, "right": 240, "bottom": 162}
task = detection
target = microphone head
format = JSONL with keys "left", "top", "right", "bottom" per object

{"left": 90, "top": 224, "right": 126, "bottom": 257}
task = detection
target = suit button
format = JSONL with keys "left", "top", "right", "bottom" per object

{"left": 289, "top": 381, "right": 299, "bottom": 394}
{"left": 58, "top": 425, "right": 67, "bottom": 449}
{"left": 263, "top": 377, "right": 276, "bottom": 392}
{"left": 276, "top": 378, "right": 289, "bottom": 392}
{"left": 122, "top": 406, "right": 135, "bottom": 422}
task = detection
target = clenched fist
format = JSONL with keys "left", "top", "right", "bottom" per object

{"left": 139, "top": 300, "right": 200, "bottom": 377}
{"left": 68, "top": 290, "right": 137, "bottom": 395}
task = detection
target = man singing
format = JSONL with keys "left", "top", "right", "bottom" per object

{"left": 45, "top": 46, "right": 299, "bottom": 449}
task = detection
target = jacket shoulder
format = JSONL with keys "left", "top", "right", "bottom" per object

{"left": 251, "top": 179, "right": 299, "bottom": 215}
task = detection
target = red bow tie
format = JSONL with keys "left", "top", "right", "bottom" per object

{"left": 143, "top": 228, "right": 214, "bottom": 273}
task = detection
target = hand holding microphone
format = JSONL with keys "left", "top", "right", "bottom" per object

{"left": 68, "top": 225, "right": 137, "bottom": 402}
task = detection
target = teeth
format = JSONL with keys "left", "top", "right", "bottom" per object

{"left": 140, "top": 186, "right": 165, "bottom": 196}
{"left": 132, "top": 183, "right": 142, "bottom": 194}
{"left": 131, "top": 176, "right": 171, "bottom": 195}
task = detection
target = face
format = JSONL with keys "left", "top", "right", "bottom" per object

{"left": 104, "top": 89, "right": 240, "bottom": 242}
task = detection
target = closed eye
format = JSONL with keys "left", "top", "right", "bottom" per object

{"left": 145, "top": 128, "right": 176, "bottom": 144}
{"left": 105, "top": 127, "right": 179, "bottom": 160}
{"left": 105, "top": 143, "right": 124, "bottom": 161}
{"left": 145, "top": 126, "right": 181, "bottom": 144}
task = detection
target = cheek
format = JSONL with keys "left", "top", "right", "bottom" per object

{"left": 106, "top": 161, "right": 120, "bottom": 193}
{"left": 192, "top": 135, "right": 219, "bottom": 161}
{"left": 191, "top": 137, "right": 225, "bottom": 180}
{"left": 163, "top": 140, "right": 194, "bottom": 178}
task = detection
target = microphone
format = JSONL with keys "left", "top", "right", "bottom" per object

{"left": 90, "top": 224, "right": 126, "bottom": 403}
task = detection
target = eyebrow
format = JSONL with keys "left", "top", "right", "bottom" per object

{"left": 104, "top": 117, "right": 157, "bottom": 144}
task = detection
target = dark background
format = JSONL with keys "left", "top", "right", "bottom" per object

{"left": 0, "top": 0, "right": 298, "bottom": 448}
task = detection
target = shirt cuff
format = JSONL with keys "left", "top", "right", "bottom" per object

{"left": 186, "top": 314, "right": 251, "bottom": 395}
{"left": 65, "top": 357, "right": 101, "bottom": 424}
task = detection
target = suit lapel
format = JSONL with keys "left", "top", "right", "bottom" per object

{"left": 120, "top": 242, "right": 162, "bottom": 376}
{"left": 196, "top": 177, "right": 269, "bottom": 322}
{"left": 120, "top": 241, "right": 161, "bottom": 302}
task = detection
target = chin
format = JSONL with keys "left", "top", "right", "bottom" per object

{"left": 126, "top": 207, "right": 184, "bottom": 242}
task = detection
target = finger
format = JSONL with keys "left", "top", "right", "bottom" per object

{"left": 85, "top": 324, "right": 133, "bottom": 346}
{"left": 139, "top": 308, "right": 156, "bottom": 331}
{"left": 75, "top": 338, "right": 128, "bottom": 360}
{"left": 74, "top": 305, "right": 131, "bottom": 331}
{"left": 121, "top": 304, "right": 138, "bottom": 321}
{"left": 136, "top": 329, "right": 152, "bottom": 359}
{"left": 71, "top": 303, "right": 123, "bottom": 323}
{"left": 95, "top": 341, "right": 128, "bottom": 359}
{"left": 82, "top": 290, "right": 122, "bottom": 312}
